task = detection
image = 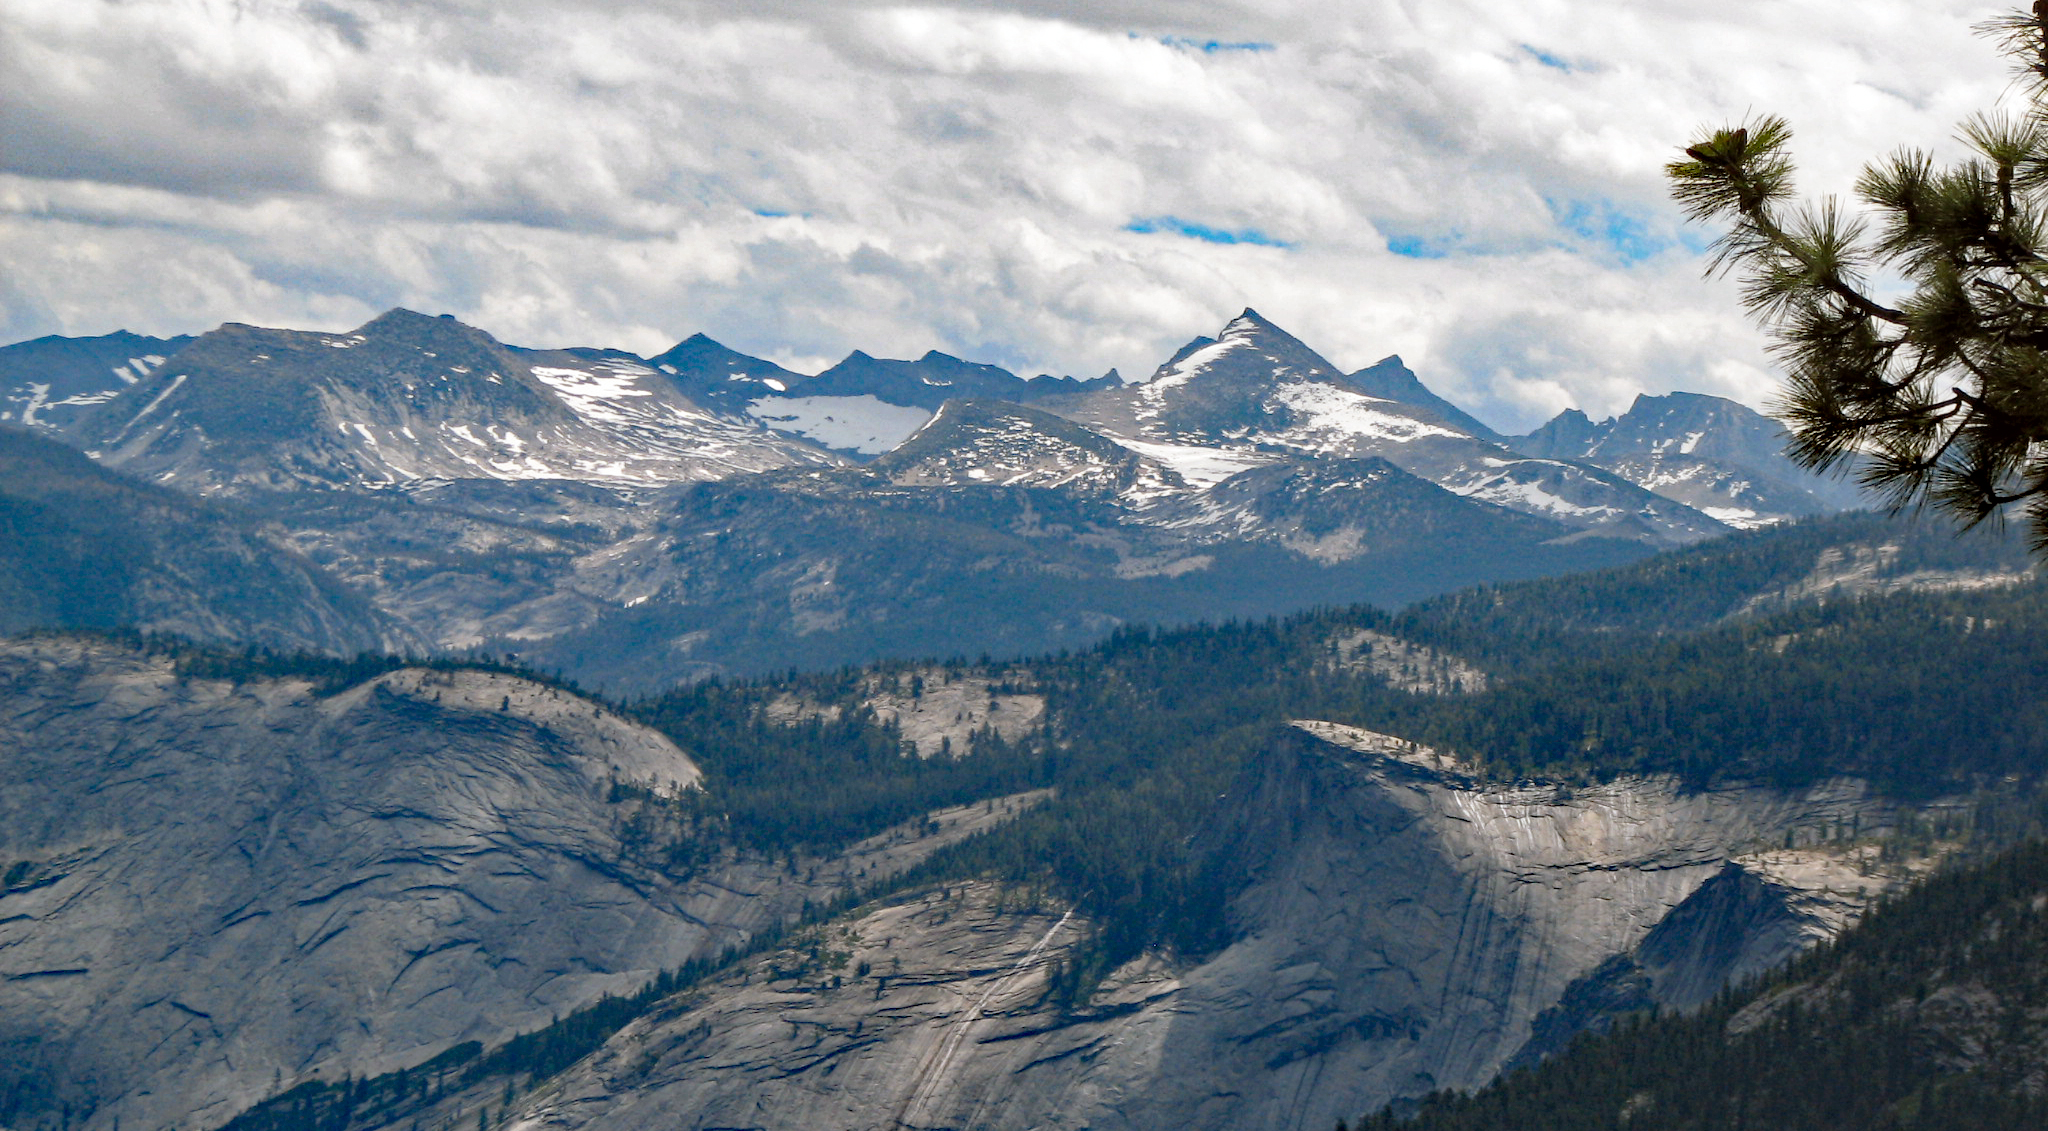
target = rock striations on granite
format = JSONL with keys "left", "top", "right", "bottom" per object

{"left": 480, "top": 720, "right": 1922, "bottom": 1131}
{"left": 0, "top": 637, "right": 1031, "bottom": 1131}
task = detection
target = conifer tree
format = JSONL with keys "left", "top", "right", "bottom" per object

{"left": 1668, "top": 4, "right": 2048, "bottom": 549}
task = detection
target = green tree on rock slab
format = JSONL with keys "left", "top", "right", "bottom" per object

{"left": 1670, "top": 4, "right": 2048, "bottom": 550}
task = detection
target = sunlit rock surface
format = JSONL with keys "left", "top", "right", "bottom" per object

{"left": 492, "top": 721, "right": 1918, "bottom": 1131}
{"left": 0, "top": 638, "right": 1027, "bottom": 1131}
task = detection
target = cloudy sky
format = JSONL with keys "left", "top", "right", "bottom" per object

{"left": 0, "top": 0, "right": 2018, "bottom": 430}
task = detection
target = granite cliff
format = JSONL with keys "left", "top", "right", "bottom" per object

{"left": 478, "top": 722, "right": 1923, "bottom": 1131}
{"left": 0, "top": 637, "right": 1030, "bottom": 1131}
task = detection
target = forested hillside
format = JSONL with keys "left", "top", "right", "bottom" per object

{"left": 0, "top": 427, "right": 399, "bottom": 653}
{"left": 1387, "top": 583, "right": 2048, "bottom": 792}
{"left": 621, "top": 558, "right": 2048, "bottom": 993}
{"left": 1394, "top": 509, "right": 2032, "bottom": 673}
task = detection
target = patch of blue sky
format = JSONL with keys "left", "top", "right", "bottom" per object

{"left": 1386, "top": 234, "right": 1454, "bottom": 259}
{"left": 1126, "top": 216, "right": 1291, "bottom": 248}
{"left": 753, "top": 208, "right": 794, "bottom": 218}
{"left": 1148, "top": 34, "right": 1274, "bottom": 53}
{"left": 1551, "top": 199, "right": 1673, "bottom": 264}
{"left": 1521, "top": 45, "right": 1575, "bottom": 72}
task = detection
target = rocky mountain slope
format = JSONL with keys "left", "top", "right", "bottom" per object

{"left": 79, "top": 309, "right": 842, "bottom": 494}
{"left": 1516, "top": 391, "right": 1865, "bottom": 527}
{"left": 0, "top": 636, "right": 1031, "bottom": 1131}
{"left": 354, "top": 723, "right": 1930, "bottom": 1131}
{"left": 1344, "top": 355, "right": 1506, "bottom": 443}
{"left": 485, "top": 467, "right": 1650, "bottom": 690}
{"left": 870, "top": 399, "right": 1144, "bottom": 494}
{"left": 0, "top": 306, "right": 1890, "bottom": 685}
{"left": 1044, "top": 310, "right": 1730, "bottom": 545}
{"left": 0, "top": 329, "right": 190, "bottom": 432}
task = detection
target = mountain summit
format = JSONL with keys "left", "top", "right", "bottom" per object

{"left": 79, "top": 309, "right": 841, "bottom": 494}
{"left": 1516, "top": 392, "right": 1865, "bottom": 527}
{"left": 1046, "top": 310, "right": 1728, "bottom": 545}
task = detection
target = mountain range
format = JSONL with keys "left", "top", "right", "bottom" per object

{"left": 1, "top": 305, "right": 1862, "bottom": 687}
{"left": 6, "top": 298, "right": 2048, "bottom": 1131}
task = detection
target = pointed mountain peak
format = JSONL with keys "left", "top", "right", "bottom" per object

{"left": 1217, "top": 307, "right": 1295, "bottom": 344}
{"left": 1509, "top": 407, "right": 1606, "bottom": 459}
{"left": 647, "top": 334, "right": 806, "bottom": 409}
{"left": 1203, "top": 308, "right": 1330, "bottom": 365}
{"left": 1142, "top": 309, "right": 1341, "bottom": 394}
{"left": 1341, "top": 356, "right": 1503, "bottom": 443}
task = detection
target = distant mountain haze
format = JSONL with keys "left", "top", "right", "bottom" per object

{"left": 0, "top": 329, "right": 192, "bottom": 432}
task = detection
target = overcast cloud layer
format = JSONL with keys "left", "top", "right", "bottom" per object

{"left": 0, "top": 0, "right": 2016, "bottom": 429}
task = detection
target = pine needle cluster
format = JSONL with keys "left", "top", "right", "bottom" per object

{"left": 1669, "top": 3, "right": 2048, "bottom": 550}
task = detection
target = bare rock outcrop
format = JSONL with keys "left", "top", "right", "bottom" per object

{"left": 0, "top": 638, "right": 1024, "bottom": 1131}
{"left": 495, "top": 720, "right": 1925, "bottom": 1131}
{"left": 765, "top": 669, "right": 1046, "bottom": 758}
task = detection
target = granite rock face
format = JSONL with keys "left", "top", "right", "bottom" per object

{"left": 1148, "top": 722, "right": 1903, "bottom": 1128}
{"left": 486, "top": 721, "right": 1918, "bottom": 1131}
{"left": 0, "top": 639, "right": 1934, "bottom": 1131}
{"left": 0, "top": 638, "right": 1025, "bottom": 1131}
{"left": 504, "top": 886, "right": 1084, "bottom": 1131}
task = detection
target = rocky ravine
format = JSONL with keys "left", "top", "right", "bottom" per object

{"left": 497, "top": 721, "right": 1929, "bottom": 1131}
{"left": 0, "top": 638, "right": 1035, "bottom": 1131}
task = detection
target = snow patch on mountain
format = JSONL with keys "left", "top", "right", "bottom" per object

{"left": 747, "top": 394, "right": 933, "bottom": 454}
{"left": 1445, "top": 460, "right": 1622, "bottom": 521}
{"left": 1270, "top": 381, "right": 1465, "bottom": 448}
{"left": 530, "top": 363, "right": 660, "bottom": 419}
{"left": 1115, "top": 438, "right": 1276, "bottom": 488}
{"left": 1145, "top": 337, "right": 1242, "bottom": 398}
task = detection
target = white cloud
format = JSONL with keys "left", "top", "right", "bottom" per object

{"left": 0, "top": 0, "right": 2018, "bottom": 430}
